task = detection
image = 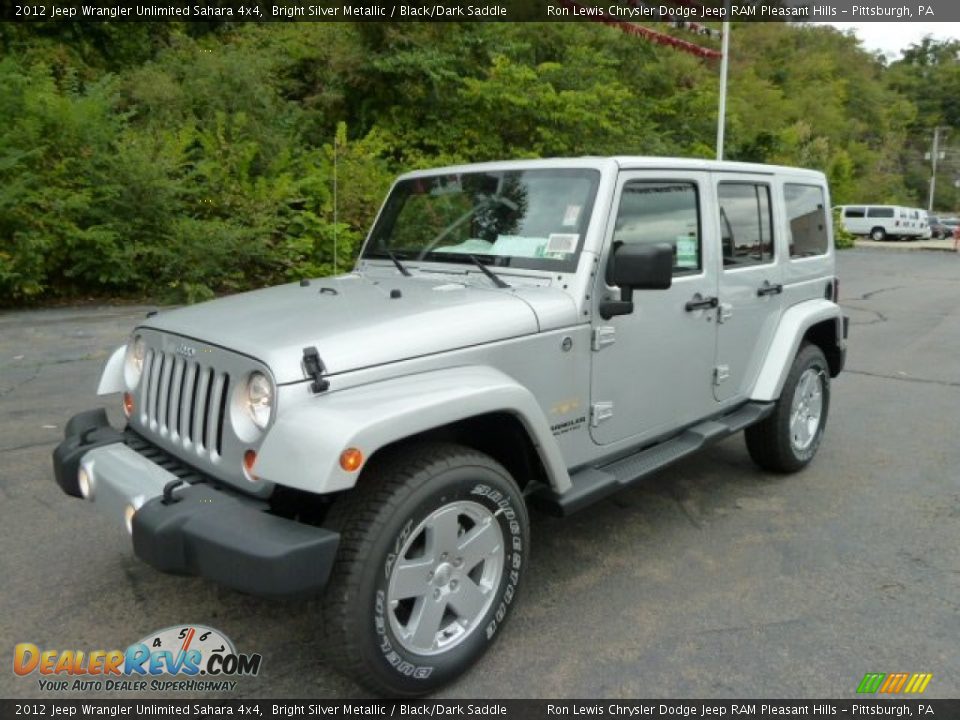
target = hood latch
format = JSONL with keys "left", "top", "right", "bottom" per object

{"left": 302, "top": 346, "right": 330, "bottom": 393}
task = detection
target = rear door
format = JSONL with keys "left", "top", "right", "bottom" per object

{"left": 713, "top": 174, "right": 783, "bottom": 402}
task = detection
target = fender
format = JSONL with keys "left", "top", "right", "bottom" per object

{"left": 750, "top": 298, "right": 843, "bottom": 402}
{"left": 256, "top": 365, "right": 572, "bottom": 495}
{"left": 97, "top": 346, "right": 127, "bottom": 395}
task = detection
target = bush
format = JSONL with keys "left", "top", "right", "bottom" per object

{"left": 832, "top": 208, "right": 856, "bottom": 249}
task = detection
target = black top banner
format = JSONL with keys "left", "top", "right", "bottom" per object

{"left": 3, "top": 0, "right": 960, "bottom": 22}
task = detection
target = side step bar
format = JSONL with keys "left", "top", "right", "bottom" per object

{"left": 530, "top": 401, "right": 774, "bottom": 516}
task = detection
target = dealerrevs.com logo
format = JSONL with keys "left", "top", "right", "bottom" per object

{"left": 13, "top": 625, "right": 262, "bottom": 693}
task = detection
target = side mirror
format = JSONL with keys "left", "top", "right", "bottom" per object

{"left": 600, "top": 243, "right": 673, "bottom": 319}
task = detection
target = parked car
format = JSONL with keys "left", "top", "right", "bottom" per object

{"left": 941, "top": 217, "right": 960, "bottom": 237}
{"left": 53, "top": 157, "right": 848, "bottom": 696}
{"left": 928, "top": 215, "right": 950, "bottom": 239}
{"left": 838, "top": 204, "right": 927, "bottom": 241}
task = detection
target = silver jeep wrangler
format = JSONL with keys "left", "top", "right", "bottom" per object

{"left": 53, "top": 157, "right": 847, "bottom": 695}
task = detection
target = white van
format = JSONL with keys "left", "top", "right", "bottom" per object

{"left": 839, "top": 205, "right": 927, "bottom": 241}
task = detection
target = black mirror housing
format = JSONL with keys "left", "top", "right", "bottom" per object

{"left": 600, "top": 243, "right": 673, "bottom": 320}
{"left": 607, "top": 242, "right": 673, "bottom": 290}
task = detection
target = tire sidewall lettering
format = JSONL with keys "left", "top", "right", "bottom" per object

{"left": 471, "top": 483, "right": 524, "bottom": 643}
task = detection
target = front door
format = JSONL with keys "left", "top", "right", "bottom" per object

{"left": 713, "top": 175, "right": 784, "bottom": 402}
{"left": 590, "top": 171, "right": 719, "bottom": 447}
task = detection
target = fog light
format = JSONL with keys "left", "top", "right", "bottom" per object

{"left": 242, "top": 449, "right": 258, "bottom": 481}
{"left": 122, "top": 392, "right": 134, "bottom": 418}
{"left": 78, "top": 466, "right": 92, "bottom": 500}
{"left": 123, "top": 505, "right": 136, "bottom": 535}
{"left": 339, "top": 448, "right": 364, "bottom": 473}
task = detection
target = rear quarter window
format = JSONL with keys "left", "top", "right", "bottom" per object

{"left": 785, "top": 184, "right": 829, "bottom": 258}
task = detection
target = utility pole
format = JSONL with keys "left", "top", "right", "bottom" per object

{"left": 716, "top": 8, "right": 730, "bottom": 161}
{"left": 333, "top": 130, "right": 339, "bottom": 275}
{"left": 927, "top": 126, "right": 948, "bottom": 212}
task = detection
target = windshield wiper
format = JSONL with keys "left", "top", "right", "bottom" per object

{"left": 387, "top": 251, "right": 412, "bottom": 277}
{"left": 468, "top": 255, "right": 510, "bottom": 289}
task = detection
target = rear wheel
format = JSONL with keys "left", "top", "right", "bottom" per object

{"left": 322, "top": 442, "right": 529, "bottom": 696}
{"left": 746, "top": 344, "right": 830, "bottom": 473}
{"left": 870, "top": 227, "right": 887, "bottom": 241}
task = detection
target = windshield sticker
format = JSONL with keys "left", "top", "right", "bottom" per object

{"left": 492, "top": 235, "right": 548, "bottom": 257}
{"left": 676, "top": 235, "right": 698, "bottom": 268}
{"left": 433, "top": 238, "right": 495, "bottom": 254}
{"left": 562, "top": 205, "right": 582, "bottom": 227}
{"left": 546, "top": 233, "right": 579, "bottom": 256}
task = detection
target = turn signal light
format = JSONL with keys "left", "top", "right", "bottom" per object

{"left": 243, "top": 449, "right": 258, "bottom": 481}
{"left": 122, "top": 392, "right": 134, "bottom": 418}
{"left": 339, "top": 448, "right": 364, "bottom": 472}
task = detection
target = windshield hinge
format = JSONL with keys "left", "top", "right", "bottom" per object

{"left": 592, "top": 326, "right": 616, "bottom": 351}
{"left": 302, "top": 347, "right": 330, "bottom": 393}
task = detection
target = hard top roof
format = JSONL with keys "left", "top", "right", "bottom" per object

{"left": 397, "top": 156, "right": 826, "bottom": 180}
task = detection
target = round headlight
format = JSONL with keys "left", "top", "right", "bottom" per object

{"left": 124, "top": 335, "right": 146, "bottom": 388}
{"left": 245, "top": 372, "right": 273, "bottom": 430}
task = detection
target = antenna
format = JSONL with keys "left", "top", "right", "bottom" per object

{"left": 333, "top": 130, "right": 338, "bottom": 276}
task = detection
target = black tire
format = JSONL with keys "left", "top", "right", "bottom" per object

{"left": 745, "top": 344, "right": 830, "bottom": 473}
{"left": 870, "top": 227, "right": 887, "bottom": 242}
{"left": 322, "top": 442, "right": 529, "bottom": 697}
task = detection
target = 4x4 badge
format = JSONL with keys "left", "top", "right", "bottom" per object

{"left": 174, "top": 344, "right": 196, "bottom": 358}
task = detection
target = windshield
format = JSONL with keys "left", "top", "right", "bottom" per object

{"left": 364, "top": 168, "right": 601, "bottom": 272}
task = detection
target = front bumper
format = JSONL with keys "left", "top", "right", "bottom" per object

{"left": 52, "top": 409, "right": 339, "bottom": 596}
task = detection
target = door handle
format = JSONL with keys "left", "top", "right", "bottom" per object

{"left": 685, "top": 295, "right": 719, "bottom": 312}
{"left": 756, "top": 282, "right": 783, "bottom": 297}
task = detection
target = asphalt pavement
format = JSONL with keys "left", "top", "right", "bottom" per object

{"left": 1, "top": 248, "right": 959, "bottom": 699}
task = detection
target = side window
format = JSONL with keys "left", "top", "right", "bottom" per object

{"left": 844, "top": 207, "right": 865, "bottom": 218}
{"left": 784, "top": 183, "right": 829, "bottom": 258}
{"left": 867, "top": 207, "right": 894, "bottom": 218}
{"left": 612, "top": 181, "right": 701, "bottom": 274}
{"left": 717, "top": 183, "right": 774, "bottom": 267}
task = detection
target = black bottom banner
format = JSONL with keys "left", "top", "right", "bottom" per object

{"left": 1, "top": 699, "right": 955, "bottom": 720}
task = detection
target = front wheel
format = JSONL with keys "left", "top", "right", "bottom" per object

{"left": 870, "top": 227, "right": 887, "bottom": 241}
{"left": 745, "top": 344, "right": 830, "bottom": 473}
{"left": 322, "top": 442, "right": 529, "bottom": 696}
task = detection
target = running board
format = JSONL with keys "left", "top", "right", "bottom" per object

{"left": 531, "top": 402, "right": 774, "bottom": 516}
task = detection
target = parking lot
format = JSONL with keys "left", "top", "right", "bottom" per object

{"left": 2, "top": 247, "right": 959, "bottom": 699}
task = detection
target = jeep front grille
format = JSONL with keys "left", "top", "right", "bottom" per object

{"left": 141, "top": 349, "right": 230, "bottom": 457}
